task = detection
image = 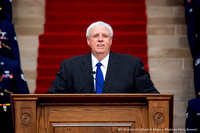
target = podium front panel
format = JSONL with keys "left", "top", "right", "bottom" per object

{"left": 11, "top": 94, "right": 173, "bottom": 133}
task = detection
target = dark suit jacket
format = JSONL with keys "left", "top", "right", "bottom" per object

{"left": 47, "top": 52, "right": 159, "bottom": 93}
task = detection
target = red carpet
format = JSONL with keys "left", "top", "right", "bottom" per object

{"left": 35, "top": 0, "right": 148, "bottom": 93}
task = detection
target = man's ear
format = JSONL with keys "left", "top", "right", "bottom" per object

{"left": 87, "top": 37, "right": 90, "bottom": 45}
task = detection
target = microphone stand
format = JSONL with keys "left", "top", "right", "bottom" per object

{"left": 93, "top": 76, "right": 110, "bottom": 93}
{"left": 76, "top": 71, "right": 109, "bottom": 93}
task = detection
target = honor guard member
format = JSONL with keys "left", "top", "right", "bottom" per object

{"left": 186, "top": 93, "right": 200, "bottom": 132}
{"left": 1, "top": 0, "right": 12, "bottom": 22}
{"left": 185, "top": 0, "right": 200, "bottom": 97}
{"left": 0, "top": 57, "right": 29, "bottom": 133}
{"left": 3, "top": 0, "right": 13, "bottom": 22}
{"left": 0, "top": 2, "right": 20, "bottom": 63}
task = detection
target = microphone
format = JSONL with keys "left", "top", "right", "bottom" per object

{"left": 92, "top": 71, "right": 110, "bottom": 93}
{"left": 76, "top": 71, "right": 94, "bottom": 93}
{"left": 76, "top": 71, "right": 110, "bottom": 93}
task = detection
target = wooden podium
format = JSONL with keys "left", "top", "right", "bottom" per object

{"left": 11, "top": 94, "right": 173, "bottom": 133}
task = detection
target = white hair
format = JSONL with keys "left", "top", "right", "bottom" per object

{"left": 86, "top": 21, "right": 113, "bottom": 38}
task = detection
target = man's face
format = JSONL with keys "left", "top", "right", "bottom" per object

{"left": 87, "top": 26, "right": 112, "bottom": 57}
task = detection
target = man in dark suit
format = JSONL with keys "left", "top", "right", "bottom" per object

{"left": 185, "top": 0, "right": 200, "bottom": 97}
{"left": 47, "top": 21, "right": 159, "bottom": 94}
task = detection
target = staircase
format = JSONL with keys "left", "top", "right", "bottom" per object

{"left": 35, "top": 0, "right": 148, "bottom": 93}
{"left": 13, "top": 0, "right": 193, "bottom": 129}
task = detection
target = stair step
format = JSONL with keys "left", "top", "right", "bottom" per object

{"left": 35, "top": 88, "right": 50, "bottom": 94}
{"left": 21, "top": 59, "right": 37, "bottom": 71}
{"left": 20, "top": 48, "right": 38, "bottom": 60}
{"left": 146, "top": 0, "right": 183, "bottom": 6}
{"left": 39, "top": 32, "right": 147, "bottom": 45}
{"left": 44, "top": 22, "right": 146, "bottom": 33}
{"left": 46, "top": 12, "right": 146, "bottom": 23}
{"left": 36, "top": 77, "right": 55, "bottom": 88}
{"left": 37, "top": 66, "right": 59, "bottom": 77}
{"left": 46, "top": 0, "right": 144, "bottom": 4}
{"left": 13, "top": 17, "right": 44, "bottom": 26}
{"left": 17, "top": 36, "right": 39, "bottom": 48}
{"left": 38, "top": 45, "right": 147, "bottom": 56}
{"left": 46, "top": 3, "right": 145, "bottom": 13}
{"left": 15, "top": 25, "right": 43, "bottom": 35}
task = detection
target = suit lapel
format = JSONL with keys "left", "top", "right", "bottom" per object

{"left": 81, "top": 53, "right": 94, "bottom": 92}
{"left": 81, "top": 53, "right": 93, "bottom": 79}
{"left": 104, "top": 52, "right": 119, "bottom": 92}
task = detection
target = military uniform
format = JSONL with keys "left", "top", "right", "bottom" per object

{"left": 0, "top": 20, "right": 20, "bottom": 63}
{"left": 1, "top": 0, "right": 12, "bottom": 22}
{"left": 0, "top": 57, "right": 29, "bottom": 133}
{"left": 0, "top": 1, "right": 28, "bottom": 132}
{"left": 185, "top": 0, "right": 200, "bottom": 97}
{"left": 0, "top": 57, "right": 29, "bottom": 95}
{"left": 186, "top": 96, "right": 200, "bottom": 132}
{"left": 0, "top": 1, "right": 19, "bottom": 63}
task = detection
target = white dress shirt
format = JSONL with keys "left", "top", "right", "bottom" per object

{"left": 91, "top": 53, "right": 109, "bottom": 91}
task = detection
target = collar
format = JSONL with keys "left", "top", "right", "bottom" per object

{"left": 91, "top": 53, "right": 109, "bottom": 69}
